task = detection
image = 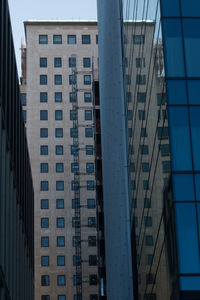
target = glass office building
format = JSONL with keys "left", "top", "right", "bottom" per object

{"left": 98, "top": 0, "right": 200, "bottom": 299}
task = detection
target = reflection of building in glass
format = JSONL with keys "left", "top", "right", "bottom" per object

{"left": 97, "top": 0, "right": 200, "bottom": 299}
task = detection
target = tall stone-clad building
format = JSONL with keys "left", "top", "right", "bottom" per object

{"left": 21, "top": 20, "right": 100, "bottom": 300}
{"left": 0, "top": 0, "right": 34, "bottom": 299}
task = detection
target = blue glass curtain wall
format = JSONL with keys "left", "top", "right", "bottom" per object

{"left": 161, "top": 0, "right": 200, "bottom": 294}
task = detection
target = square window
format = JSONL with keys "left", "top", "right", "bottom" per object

{"left": 72, "top": 199, "right": 80, "bottom": 209}
{"left": 82, "top": 35, "right": 91, "bottom": 44}
{"left": 56, "top": 199, "right": 64, "bottom": 209}
{"left": 41, "top": 181, "right": 49, "bottom": 191}
{"left": 56, "top": 145, "right": 63, "bottom": 155}
{"left": 40, "top": 110, "right": 48, "bottom": 120}
{"left": 40, "top": 145, "right": 48, "bottom": 155}
{"left": 137, "top": 92, "right": 146, "bottom": 103}
{"left": 57, "top": 217, "right": 65, "bottom": 228}
{"left": 133, "top": 34, "right": 145, "bottom": 44}
{"left": 136, "top": 57, "right": 145, "bottom": 68}
{"left": 40, "top": 75, "right": 47, "bottom": 85}
{"left": 55, "top": 92, "right": 62, "bottom": 102}
{"left": 89, "top": 255, "right": 97, "bottom": 266}
{"left": 67, "top": 35, "right": 76, "bottom": 44}
{"left": 84, "top": 92, "right": 92, "bottom": 102}
{"left": 40, "top": 128, "right": 48, "bottom": 138}
{"left": 147, "top": 254, "right": 153, "bottom": 265}
{"left": 70, "top": 128, "right": 78, "bottom": 138}
{"left": 90, "top": 295, "right": 98, "bottom": 300}
{"left": 57, "top": 275, "right": 66, "bottom": 286}
{"left": 157, "top": 93, "right": 167, "bottom": 105}
{"left": 141, "top": 128, "right": 147, "bottom": 137}
{"left": 41, "top": 236, "right": 49, "bottom": 247}
{"left": 140, "top": 145, "right": 149, "bottom": 155}
{"left": 71, "top": 163, "right": 79, "bottom": 173}
{"left": 86, "top": 163, "right": 94, "bottom": 173}
{"left": 142, "top": 163, "right": 150, "bottom": 172}
{"left": 144, "top": 217, "right": 152, "bottom": 227}
{"left": 87, "top": 199, "right": 95, "bottom": 208}
{"left": 41, "top": 218, "right": 49, "bottom": 228}
{"left": 40, "top": 57, "right": 47, "bottom": 68}
{"left": 138, "top": 110, "right": 145, "bottom": 120}
{"left": 56, "top": 181, "right": 64, "bottom": 191}
{"left": 69, "top": 57, "right": 76, "bottom": 67}
{"left": 54, "top": 57, "right": 62, "bottom": 68}
{"left": 89, "top": 275, "right": 97, "bottom": 285}
{"left": 85, "top": 110, "right": 92, "bottom": 120}
{"left": 39, "top": 35, "right": 48, "bottom": 44}
{"left": 55, "top": 128, "right": 63, "bottom": 138}
{"left": 55, "top": 75, "right": 62, "bottom": 85}
{"left": 41, "top": 275, "right": 49, "bottom": 286}
{"left": 41, "top": 256, "right": 49, "bottom": 266}
{"left": 83, "top": 57, "right": 91, "bottom": 68}
{"left": 88, "top": 236, "right": 96, "bottom": 247}
{"left": 71, "top": 181, "right": 79, "bottom": 191}
{"left": 57, "top": 236, "right": 65, "bottom": 247}
{"left": 40, "top": 92, "right": 48, "bottom": 103}
{"left": 73, "top": 255, "right": 81, "bottom": 266}
{"left": 157, "top": 127, "right": 169, "bottom": 140}
{"left": 55, "top": 110, "right": 63, "bottom": 120}
{"left": 56, "top": 163, "right": 64, "bottom": 173}
{"left": 86, "top": 145, "right": 93, "bottom": 155}
{"left": 145, "top": 235, "right": 153, "bottom": 246}
{"left": 85, "top": 128, "right": 93, "bottom": 137}
{"left": 162, "top": 161, "right": 171, "bottom": 173}
{"left": 57, "top": 256, "right": 65, "bottom": 266}
{"left": 87, "top": 180, "right": 95, "bottom": 190}
{"left": 159, "top": 144, "right": 170, "bottom": 156}
{"left": 73, "top": 275, "right": 81, "bottom": 286}
{"left": 42, "top": 295, "right": 50, "bottom": 300}
{"left": 41, "top": 199, "right": 49, "bottom": 209}
{"left": 84, "top": 75, "right": 91, "bottom": 85}
{"left": 143, "top": 180, "right": 149, "bottom": 190}
{"left": 69, "top": 92, "right": 77, "bottom": 102}
{"left": 58, "top": 296, "right": 66, "bottom": 300}
{"left": 144, "top": 198, "right": 151, "bottom": 208}
{"left": 53, "top": 35, "right": 62, "bottom": 44}
{"left": 69, "top": 75, "right": 76, "bottom": 85}
{"left": 70, "top": 110, "right": 77, "bottom": 120}
{"left": 73, "top": 236, "right": 80, "bottom": 247}
{"left": 88, "top": 217, "right": 96, "bottom": 227}
{"left": 136, "top": 75, "right": 146, "bottom": 85}
{"left": 71, "top": 145, "right": 78, "bottom": 155}
{"left": 72, "top": 217, "right": 80, "bottom": 228}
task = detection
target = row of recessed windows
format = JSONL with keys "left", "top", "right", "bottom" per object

{"left": 39, "top": 91, "right": 92, "bottom": 103}
{"left": 40, "top": 254, "right": 97, "bottom": 267}
{"left": 39, "top": 109, "right": 93, "bottom": 121}
{"left": 40, "top": 180, "right": 95, "bottom": 191}
{"left": 40, "top": 198, "right": 95, "bottom": 209}
{"left": 41, "top": 274, "right": 97, "bottom": 286}
{"left": 39, "top": 34, "right": 98, "bottom": 45}
{"left": 40, "top": 162, "right": 95, "bottom": 173}
{"left": 40, "top": 145, "right": 93, "bottom": 155}
{"left": 41, "top": 295, "right": 98, "bottom": 300}
{"left": 39, "top": 74, "right": 91, "bottom": 85}
{"left": 40, "top": 57, "right": 91, "bottom": 68}
{"left": 41, "top": 235, "right": 96, "bottom": 248}
{"left": 40, "top": 127, "right": 93, "bottom": 138}
{"left": 41, "top": 217, "right": 96, "bottom": 228}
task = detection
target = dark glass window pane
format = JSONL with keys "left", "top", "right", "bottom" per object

{"left": 160, "top": 0, "right": 180, "bottom": 16}
{"left": 41, "top": 181, "right": 48, "bottom": 191}
{"left": 40, "top": 92, "right": 48, "bottom": 103}
{"left": 162, "top": 19, "right": 185, "bottom": 77}
{"left": 84, "top": 75, "right": 91, "bottom": 85}
{"left": 41, "top": 199, "right": 49, "bottom": 209}
{"left": 87, "top": 199, "right": 95, "bottom": 208}
{"left": 56, "top": 181, "right": 64, "bottom": 191}
{"left": 55, "top": 110, "right": 63, "bottom": 120}
{"left": 70, "top": 128, "right": 78, "bottom": 138}
{"left": 68, "top": 35, "right": 76, "bottom": 44}
{"left": 57, "top": 236, "right": 65, "bottom": 247}
{"left": 40, "top": 145, "right": 48, "bottom": 155}
{"left": 84, "top": 92, "right": 92, "bottom": 102}
{"left": 180, "top": 276, "right": 200, "bottom": 291}
{"left": 40, "top": 57, "right": 47, "bottom": 67}
{"left": 70, "top": 92, "right": 77, "bottom": 102}
{"left": 39, "top": 35, "right": 48, "bottom": 44}
{"left": 56, "top": 145, "right": 63, "bottom": 155}
{"left": 133, "top": 35, "right": 145, "bottom": 44}
{"left": 41, "top": 237, "right": 49, "bottom": 247}
{"left": 173, "top": 174, "right": 195, "bottom": 202}
{"left": 87, "top": 181, "right": 95, "bottom": 190}
{"left": 41, "top": 256, "right": 49, "bottom": 266}
{"left": 55, "top": 128, "right": 63, "bottom": 138}
{"left": 55, "top": 75, "right": 62, "bottom": 85}
{"left": 57, "top": 217, "right": 64, "bottom": 228}
{"left": 54, "top": 57, "right": 62, "bottom": 67}
{"left": 137, "top": 92, "right": 146, "bottom": 103}
{"left": 40, "top": 75, "right": 47, "bottom": 85}
{"left": 40, "top": 163, "right": 48, "bottom": 173}
{"left": 83, "top": 58, "right": 91, "bottom": 68}
{"left": 56, "top": 199, "right": 64, "bottom": 209}
{"left": 188, "top": 80, "right": 200, "bottom": 104}
{"left": 40, "top": 110, "right": 48, "bottom": 120}
{"left": 85, "top": 128, "right": 93, "bottom": 137}
{"left": 56, "top": 163, "right": 64, "bottom": 173}
{"left": 183, "top": 19, "right": 200, "bottom": 77}
{"left": 85, "top": 110, "right": 92, "bottom": 120}
{"left": 166, "top": 80, "right": 187, "bottom": 105}
{"left": 86, "top": 145, "right": 93, "bottom": 155}
{"left": 55, "top": 92, "right": 62, "bottom": 102}
{"left": 190, "top": 107, "right": 200, "bottom": 170}
{"left": 41, "top": 275, "right": 49, "bottom": 286}
{"left": 57, "top": 275, "right": 65, "bottom": 286}
{"left": 82, "top": 35, "right": 91, "bottom": 44}
{"left": 168, "top": 107, "right": 192, "bottom": 171}
{"left": 53, "top": 35, "right": 62, "bottom": 44}
{"left": 182, "top": 0, "right": 200, "bottom": 17}
{"left": 175, "top": 203, "right": 200, "bottom": 273}
{"left": 69, "top": 57, "right": 76, "bottom": 67}
{"left": 57, "top": 256, "right": 65, "bottom": 266}
{"left": 41, "top": 218, "right": 49, "bottom": 228}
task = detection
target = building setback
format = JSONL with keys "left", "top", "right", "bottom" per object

{"left": 21, "top": 20, "right": 101, "bottom": 300}
{"left": 0, "top": 0, "right": 34, "bottom": 299}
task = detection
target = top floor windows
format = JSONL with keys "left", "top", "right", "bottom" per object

{"left": 68, "top": 35, "right": 76, "bottom": 44}
{"left": 133, "top": 34, "right": 145, "bottom": 44}
{"left": 53, "top": 35, "right": 62, "bottom": 44}
{"left": 82, "top": 35, "right": 91, "bottom": 44}
{"left": 39, "top": 35, "right": 48, "bottom": 44}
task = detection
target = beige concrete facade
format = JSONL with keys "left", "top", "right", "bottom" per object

{"left": 21, "top": 21, "right": 98, "bottom": 300}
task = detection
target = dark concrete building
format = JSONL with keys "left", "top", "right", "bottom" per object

{"left": 0, "top": 0, "right": 34, "bottom": 299}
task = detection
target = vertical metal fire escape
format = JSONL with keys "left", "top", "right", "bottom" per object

{"left": 71, "top": 55, "right": 82, "bottom": 299}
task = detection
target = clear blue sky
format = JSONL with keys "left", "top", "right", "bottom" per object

{"left": 8, "top": 0, "right": 97, "bottom": 75}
